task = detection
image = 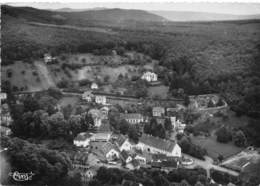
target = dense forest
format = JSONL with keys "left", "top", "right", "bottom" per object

{"left": 1, "top": 5, "right": 260, "bottom": 140}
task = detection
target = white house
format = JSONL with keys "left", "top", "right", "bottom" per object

{"left": 134, "top": 154, "right": 147, "bottom": 164}
{"left": 44, "top": 53, "right": 55, "bottom": 63}
{"left": 170, "top": 117, "right": 186, "bottom": 133}
{"left": 136, "top": 134, "right": 181, "bottom": 157}
{"left": 90, "top": 132, "right": 112, "bottom": 142}
{"left": 73, "top": 132, "right": 93, "bottom": 147}
{"left": 88, "top": 109, "right": 103, "bottom": 127}
{"left": 0, "top": 92, "right": 7, "bottom": 100}
{"left": 82, "top": 91, "right": 93, "bottom": 102}
{"left": 91, "top": 83, "right": 99, "bottom": 90}
{"left": 0, "top": 126, "right": 12, "bottom": 136}
{"left": 118, "top": 138, "right": 134, "bottom": 152}
{"left": 95, "top": 95, "right": 106, "bottom": 105}
{"left": 141, "top": 72, "right": 158, "bottom": 82}
{"left": 152, "top": 107, "right": 165, "bottom": 117}
{"left": 103, "top": 142, "right": 120, "bottom": 160}
{"left": 0, "top": 104, "right": 13, "bottom": 126}
{"left": 100, "top": 106, "right": 109, "bottom": 117}
{"left": 85, "top": 167, "right": 98, "bottom": 181}
{"left": 120, "top": 113, "right": 145, "bottom": 125}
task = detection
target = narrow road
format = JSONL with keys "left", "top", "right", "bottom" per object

{"left": 183, "top": 154, "right": 239, "bottom": 178}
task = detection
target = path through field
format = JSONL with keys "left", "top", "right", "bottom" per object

{"left": 34, "top": 61, "right": 56, "bottom": 89}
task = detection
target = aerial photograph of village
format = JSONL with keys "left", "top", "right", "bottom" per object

{"left": 0, "top": 1, "right": 260, "bottom": 186}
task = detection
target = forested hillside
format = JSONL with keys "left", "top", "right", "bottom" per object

{"left": 1, "top": 5, "right": 260, "bottom": 119}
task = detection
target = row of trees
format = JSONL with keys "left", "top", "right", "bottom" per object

{"left": 89, "top": 166, "right": 209, "bottom": 186}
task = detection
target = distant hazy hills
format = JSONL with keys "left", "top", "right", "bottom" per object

{"left": 2, "top": 5, "right": 259, "bottom": 27}
{"left": 54, "top": 7, "right": 108, "bottom": 12}
{"left": 2, "top": 5, "right": 167, "bottom": 25}
{"left": 54, "top": 7, "right": 260, "bottom": 22}
{"left": 151, "top": 10, "right": 260, "bottom": 22}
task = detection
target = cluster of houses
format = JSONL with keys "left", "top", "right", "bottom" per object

{"left": 73, "top": 86, "right": 188, "bottom": 181}
{"left": 189, "top": 94, "right": 227, "bottom": 110}
{"left": 73, "top": 131, "right": 181, "bottom": 172}
{"left": 82, "top": 93, "right": 186, "bottom": 134}
{"left": 0, "top": 92, "right": 12, "bottom": 136}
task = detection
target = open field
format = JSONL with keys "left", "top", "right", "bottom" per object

{"left": 58, "top": 96, "right": 80, "bottom": 108}
{"left": 1, "top": 61, "right": 55, "bottom": 91}
{"left": 147, "top": 85, "right": 169, "bottom": 99}
{"left": 77, "top": 65, "right": 140, "bottom": 82}
{"left": 190, "top": 135, "right": 243, "bottom": 160}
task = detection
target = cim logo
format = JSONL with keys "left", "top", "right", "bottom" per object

{"left": 9, "top": 171, "right": 35, "bottom": 182}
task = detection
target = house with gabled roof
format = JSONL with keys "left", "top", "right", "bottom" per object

{"left": 82, "top": 91, "right": 94, "bottom": 102}
{"left": 95, "top": 95, "right": 106, "bottom": 105}
{"left": 170, "top": 117, "right": 186, "bottom": 133}
{"left": 114, "top": 135, "right": 134, "bottom": 152}
{"left": 152, "top": 107, "right": 165, "bottom": 117}
{"left": 74, "top": 132, "right": 93, "bottom": 147}
{"left": 133, "top": 150, "right": 152, "bottom": 165}
{"left": 136, "top": 134, "right": 181, "bottom": 157}
{"left": 91, "top": 82, "right": 99, "bottom": 90}
{"left": 102, "top": 142, "right": 120, "bottom": 161}
{"left": 141, "top": 71, "right": 158, "bottom": 82}
{"left": 121, "top": 150, "right": 133, "bottom": 164}
{"left": 90, "top": 141, "right": 120, "bottom": 161}
{"left": 100, "top": 106, "right": 109, "bottom": 117}
{"left": 71, "top": 151, "right": 89, "bottom": 169}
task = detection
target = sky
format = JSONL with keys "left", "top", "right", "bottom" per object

{"left": 6, "top": 2, "right": 260, "bottom": 15}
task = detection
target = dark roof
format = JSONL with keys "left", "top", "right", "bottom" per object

{"left": 74, "top": 132, "right": 92, "bottom": 141}
{"left": 121, "top": 150, "right": 131, "bottom": 160}
{"left": 139, "top": 134, "right": 176, "bottom": 153}
{"left": 152, "top": 154, "right": 167, "bottom": 161}
{"left": 151, "top": 160, "right": 178, "bottom": 168}
{"left": 152, "top": 154, "right": 178, "bottom": 162}
{"left": 131, "top": 159, "right": 140, "bottom": 167}
{"left": 71, "top": 152, "right": 89, "bottom": 165}
{"left": 114, "top": 134, "right": 127, "bottom": 147}
{"left": 101, "top": 142, "right": 119, "bottom": 155}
